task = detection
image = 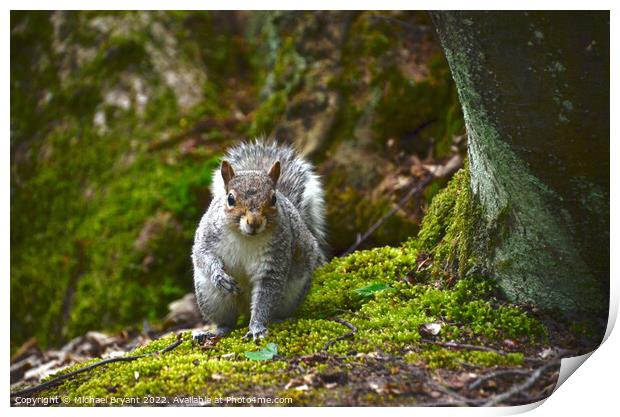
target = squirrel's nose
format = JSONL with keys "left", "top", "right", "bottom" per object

{"left": 246, "top": 213, "right": 262, "bottom": 228}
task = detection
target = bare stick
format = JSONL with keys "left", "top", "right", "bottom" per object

{"left": 341, "top": 175, "right": 434, "bottom": 256}
{"left": 322, "top": 317, "right": 358, "bottom": 351}
{"left": 481, "top": 357, "right": 562, "bottom": 407}
{"left": 10, "top": 334, "right": 184, "bottom": 398}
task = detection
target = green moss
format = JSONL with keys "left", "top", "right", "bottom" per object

{"left": 33, "top": 235, "right": 545, "bottom": 401}
{"left": 65, "top": 154, "right": 221, "bottom": 338}
{"left": 405, "top": 349, "right": 523, "bottom": 369}
{"left": 11, "top": 11, "right": 245, "bottom": 348}
{"left": 416, "top": 166, "right": 476, "bottom": 275}
{"left": 11, "top": 124, "right": 222, "bottom": 345}
{"left": 248, "top": 26, "right": 307, "bottom": 137}
{"left": 250, "top": 91, "right": 287, "bottom": 136}
{"left": 44, "top": 334, "right": 291, "bottom": 403}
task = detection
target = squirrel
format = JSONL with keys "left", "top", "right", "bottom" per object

{"left": 192, "top": 140, "right": 327, "bottom": 342}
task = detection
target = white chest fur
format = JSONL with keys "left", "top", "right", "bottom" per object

{"left": 215, "top": 228, "right": 272, "bottom": 286}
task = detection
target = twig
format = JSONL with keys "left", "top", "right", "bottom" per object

{"left": 10, "top": 334, "right": 184, "bottom": 398}
{"left": 421, "top": 339, "right": 509, "bottom": 355}
{"left": 341, "top": 175, "right": 434, "bottom": 256}
{"left": 402, "top": 119, "right": 437, "bottom": 143}
{"left": 322, "top": 317, "right": 358, "bottom": 351}
{"left": 159, "top": 336, "right": 184, "bottom": 353}
{"left": 481, "top": 357, "right": 562, "bottom": 407}
{"left": 468, "top": 368, "right": 533, "bottom": 390}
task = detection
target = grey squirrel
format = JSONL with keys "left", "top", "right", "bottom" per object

{"left": 192, "top": 141, "right": 327, "bottom": 342}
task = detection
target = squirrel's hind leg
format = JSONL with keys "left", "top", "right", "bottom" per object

{"left": 274, "top": 270, "right": 313, "bottom": 320}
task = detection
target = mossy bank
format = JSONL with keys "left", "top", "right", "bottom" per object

{"left": 25, "top": 168, "right": 548, "bottom": 405}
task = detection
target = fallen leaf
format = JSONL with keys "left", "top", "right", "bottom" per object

{"left": 244, "top": 342, "right": 278, "bottom": 361}
{"left": 419, "top": 322, "right": 442, "bottom": 336}
{"left": 353, "top": 283, "right": 391, "bottom": 297}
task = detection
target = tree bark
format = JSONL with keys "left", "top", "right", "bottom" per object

{"left": 429, "top": 11, "right": 609, "bottom": 314}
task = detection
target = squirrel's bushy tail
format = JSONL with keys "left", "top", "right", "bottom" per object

{"left": 211, "top": 140, "right": 327, "bottom": 249}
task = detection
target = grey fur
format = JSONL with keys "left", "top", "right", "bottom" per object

{"left": 192, "top": 140, "right": 327, "bottom": 342}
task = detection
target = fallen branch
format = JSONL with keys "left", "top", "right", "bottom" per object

{"left": 10, "top": 334, "right": 184, "bottom": 398}
{"left": 341, "top": 174, "right": 434, "bottom": 256}
{"left": 481, "top": 357, "right": 562, "bottom": 407}
{"left": 322, "top": 317, "right": 358, "bottom": 351}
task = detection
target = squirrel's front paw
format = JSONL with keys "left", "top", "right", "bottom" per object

{"left": 243, "top": 324, "right": 268, "bottom": 344}
{"left": 214, "top": 272, "right": 241, "bottom": 295}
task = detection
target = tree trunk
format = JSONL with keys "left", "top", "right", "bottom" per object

{"left": 429, "top": 11, "right": 609, "bottom": 314}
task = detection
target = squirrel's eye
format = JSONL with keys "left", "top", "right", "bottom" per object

{"left": 227, "top": 193, "right": 235, "bottom": 207}
{"left": 271, "top": 193, "right": 277, "bottom": 206}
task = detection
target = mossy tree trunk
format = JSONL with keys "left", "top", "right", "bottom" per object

{"left": 429, "top": 11, "right": 609, "bottom": 314}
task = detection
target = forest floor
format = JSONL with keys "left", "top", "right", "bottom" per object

{"left": 10, "top": 273, "right": 601, "bottom": 407}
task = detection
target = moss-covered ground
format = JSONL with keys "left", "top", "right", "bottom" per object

{"left": 17, "top": 168, "right": 550, "bottom": 406}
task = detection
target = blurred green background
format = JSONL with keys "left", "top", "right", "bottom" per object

{"left": 10, "top": 11, "right": 464, "bottom": 349}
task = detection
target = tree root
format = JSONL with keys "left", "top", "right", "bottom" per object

{"left": 481, "top": 356, "right": 562, "bottom": 406}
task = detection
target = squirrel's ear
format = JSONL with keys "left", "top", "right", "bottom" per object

{"left": 268, "top": 160, "right": 281, "bottom": 185}
{"left": 221, "top": 160, "right": 235, "bottom": 189}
